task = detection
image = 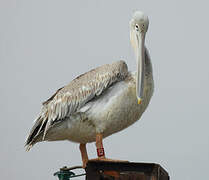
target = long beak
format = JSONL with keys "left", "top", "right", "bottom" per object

{"left": 136, "top": 31, "right": 145, "bottom": 104}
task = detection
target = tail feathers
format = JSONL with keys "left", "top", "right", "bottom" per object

{"left": 25, "top": 114, "right": 48, "bottom": 151}
{"left": 25, "top": 144, "right": 33, "bottom": 152}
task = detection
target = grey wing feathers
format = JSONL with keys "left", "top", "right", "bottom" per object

{"left": 25, "top": 60, "right": 128, "bottom": 149}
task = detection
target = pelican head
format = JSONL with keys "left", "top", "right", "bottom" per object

{"left": 130, "top": 11, "right": 149, "bottom": 104}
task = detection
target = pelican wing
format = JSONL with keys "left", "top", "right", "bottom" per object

{"left": 25, "top": 60, "right": 128, "bottom": 148}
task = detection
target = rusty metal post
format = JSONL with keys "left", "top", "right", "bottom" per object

{"left": 85, "top": 161, "right": 169, "bottom": 180}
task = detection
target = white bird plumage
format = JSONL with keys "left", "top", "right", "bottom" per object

{"left": 25, "top": 11, "right": 154, "bottom": 167}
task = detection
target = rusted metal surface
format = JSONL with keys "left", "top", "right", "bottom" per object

{"left": 85, "top": 161, "right": 169, "bottom": 180}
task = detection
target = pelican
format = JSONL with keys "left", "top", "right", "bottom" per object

{"left": 25, "top": 11, "right": 154, "bottom": 168}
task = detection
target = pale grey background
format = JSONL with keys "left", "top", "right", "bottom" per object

{"left": 1, "top": 0, "right": 209, "bottom": 179}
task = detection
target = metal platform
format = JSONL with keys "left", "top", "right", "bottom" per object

{"left": 85, "top": 161, "right": 169, "bottom": 180}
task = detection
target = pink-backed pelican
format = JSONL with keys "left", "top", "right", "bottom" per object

{"left": 25, "top": 11, "right": 154, "bottom": 168}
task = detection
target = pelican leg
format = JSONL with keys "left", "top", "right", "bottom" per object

{"left": 89, "top": 133, "right": 129, "bottom": 163}
{"left": 96, "top": 133, "right": 105, "bottom": 159}
{"left": 79, "top": 143, "right": 89, "bottom": 168}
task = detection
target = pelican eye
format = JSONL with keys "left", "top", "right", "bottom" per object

{"left": 135, "top": 24, "right": 139, "bottom": 31}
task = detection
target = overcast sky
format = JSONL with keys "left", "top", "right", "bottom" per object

{"left": 1, "top": 0, "right": 209, "bottom": 180}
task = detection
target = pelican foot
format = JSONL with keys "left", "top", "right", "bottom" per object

{"left": 83, "top": 158, "right": 128, "bottom": 169}
{"left": 88, "top": 158, "right": 129, "bottom": 163}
